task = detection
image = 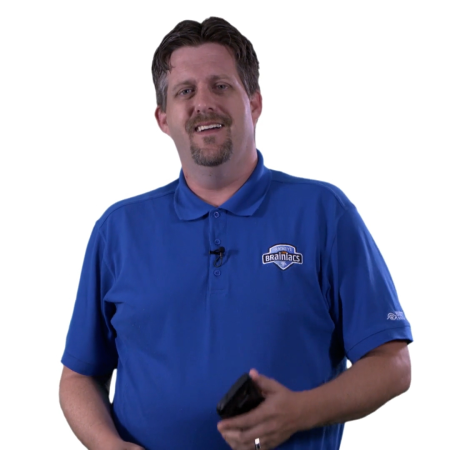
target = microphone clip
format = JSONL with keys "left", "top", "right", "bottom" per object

{"left": 210, "top": 246, "right": 225, "bottom": 268}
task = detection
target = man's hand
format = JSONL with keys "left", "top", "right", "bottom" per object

{"left": 217, "top": 341, "right": 411, "bottom": 449}
{"left": 60, "top": 366, "right": 147, "bottom": 450}
{"left": 217, "top": 369, "right": 306, "bottom": 450}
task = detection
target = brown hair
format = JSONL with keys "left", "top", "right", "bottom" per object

{"left": 152, "top": 17, "right": 260, "bottom": 111}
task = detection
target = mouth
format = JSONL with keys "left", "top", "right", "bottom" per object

{"left": 186, "top": 114, "right": 232, "bottom": 135}
{"left": 195, "top": 123, "right": 224, "bottom": 133}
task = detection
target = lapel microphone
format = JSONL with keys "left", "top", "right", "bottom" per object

{"left": 210, "top": 246, "right": 225, "bottom": 268}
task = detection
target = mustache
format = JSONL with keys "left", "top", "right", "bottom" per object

{"left": 185, "top": 113, "right": 232, "bottom": 134}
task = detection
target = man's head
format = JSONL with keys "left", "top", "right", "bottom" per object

{"left": 153, "top": 18, "right": 262, "bottom": 171}
{"left": 152, "top": 17, "right": 260, "bottom": 113}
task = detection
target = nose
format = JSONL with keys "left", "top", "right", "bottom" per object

{"left": 194, "top": 84, "right": 216, "bottom": 114}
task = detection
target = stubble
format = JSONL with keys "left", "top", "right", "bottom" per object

{"left": 186, "top": 113, "right": 233, "bottom": 167}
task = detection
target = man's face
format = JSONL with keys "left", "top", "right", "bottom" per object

{"left": 156, "top": 43, "right": 262, "bottom": 168}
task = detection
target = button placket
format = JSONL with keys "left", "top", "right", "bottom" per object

{"left": 208, "top": 209, "right": 228, "bottom": 292}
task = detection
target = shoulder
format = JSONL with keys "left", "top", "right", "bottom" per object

{"left": 269, "top": 169, "right": 353, "bottom": 211}
{"left": 96, "top": 179, "right": 179, "bottom": 229}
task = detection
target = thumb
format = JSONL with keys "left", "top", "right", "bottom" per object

{"left": 249, "top": 369, "right": 281, "bottom": 395}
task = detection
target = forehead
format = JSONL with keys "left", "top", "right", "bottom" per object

{"left": 167, "top": 43, "right": 240, "bottom": 84}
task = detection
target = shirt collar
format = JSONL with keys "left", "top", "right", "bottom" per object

{"left": 174, "top": 150, "right": 272, "bottom": 221}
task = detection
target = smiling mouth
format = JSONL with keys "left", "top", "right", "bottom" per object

{"left": 186, "top": 113, "right": 232, "bottom": 134}
{"left": 195, "top": 123, "right": 223, "bottom": 132}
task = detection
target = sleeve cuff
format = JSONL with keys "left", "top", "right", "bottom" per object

{"left": 346, "top": 326, "right": 413, "bottom": 363}
{"left": 61, "top": 350, "right": 116, "bottom": 377}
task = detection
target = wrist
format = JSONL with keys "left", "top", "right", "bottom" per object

{"left": 293, "top": 388, "right": 330, "bottom": 432}
{"left": 91, "top": 434, "right": 126, "bottom": 450}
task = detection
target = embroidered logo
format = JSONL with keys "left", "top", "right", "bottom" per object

{"left": 262, "top": 244, "right": 303, "bottom": 271}
{"left": 387, "top": 311, "right": 406, "bottom": 321}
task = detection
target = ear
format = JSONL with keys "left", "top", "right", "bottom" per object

{"left": 155, "top": 106, "right": 171, "bottom": 136}
{"left": 250, "top": 90, "right": 263, "bottom": 125}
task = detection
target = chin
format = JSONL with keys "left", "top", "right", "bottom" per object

{"left": 190, "top": 139, "right": 233, "bottom": 167}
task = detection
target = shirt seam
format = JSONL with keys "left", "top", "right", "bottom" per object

{"left": 98, "top": 226, "right": 115, "bottom": 282}
{"left": 64, "top": 350, "right": 102, "bottom": 370}
{"left": 327, "top": 204, "right": 356, "bottom": 260}
{"left": 270, "top": 176, "right": 348, "bottom": 209}
{"left": 321, "top": 205, "right": 355, "bottom": 310}
{"left": 347, "top": 324, "right": 412, "bottom": 357}
{"left": 98, "top": 185, "right": 177, "bottom": 227}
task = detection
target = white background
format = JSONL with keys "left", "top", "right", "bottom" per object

{"left": 1, "top": 1, "right": 449, "bottom": 448}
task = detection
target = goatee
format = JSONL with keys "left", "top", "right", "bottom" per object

{"left": 186, "top": 112, "right": 233, "bottom": 167}
{"left": 190, "top": 136, "right": 233, "bottom": 167}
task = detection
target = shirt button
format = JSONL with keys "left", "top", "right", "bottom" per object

{"left": 213, "top": 211, "right": 220, "bottom": 218}
{"left": 214, "top": 239, "right": 221, "bottom": 245}
{"left": 214, "top": 269, "right": 221, "bottom": 276}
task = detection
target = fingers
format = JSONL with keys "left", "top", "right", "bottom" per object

{"left": 219, "top": 418, "right": 257, "bottom": 436}
{"left": 219, "top": 406, "right": 264, "bottom": 433}
{"left": 219, "top": 370, "right": 283, "bottom": 432}
{"left": 222, "top": 428, "right": 273, "bottom": 450}
{"left": 219, "top": 408, "right": 278, "bottom": 449}
{"left": 219, "top": 370, "right": 293, "bottom": 449}
{"left": 249, "top": 369, "right": 281, "bottom": 395}
{"left": 221, "top": 429, "right": 264, "bottom": 450}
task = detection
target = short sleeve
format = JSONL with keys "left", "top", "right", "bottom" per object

{"left": 327, "top": 206, "right": 413, "bottom": 363}
{"left": 61, "top": 223, "right": 118, "bottom": 376}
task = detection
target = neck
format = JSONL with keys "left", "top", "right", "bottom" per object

{"left": 182, "top": 149, "right": 258, "bottom": 207}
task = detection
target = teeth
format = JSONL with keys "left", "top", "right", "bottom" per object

{"left": 197, "top": 124, "right": 223, "bottom": 132}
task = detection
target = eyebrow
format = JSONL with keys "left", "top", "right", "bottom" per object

{"left": 209, "top": 74, "right": 234, "bottom": 82}
{"left": 171, "top": 79, "right": 196, "bottom": 94}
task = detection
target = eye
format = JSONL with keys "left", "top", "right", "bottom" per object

{"left": 215, "top": 84, "right": 229, "bottom": 91}
{"left": 179, "top": 88, "right": 194, "bottom": 96}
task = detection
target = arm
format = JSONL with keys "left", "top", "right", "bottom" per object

{"left": 303, "top": 339, "right": 411, "bottom": 427}
{"left": 218, "top": 340, "right": 411, "bottom": 449}
{"left": 59, "top": 366, "right": 144, "bottom": 450}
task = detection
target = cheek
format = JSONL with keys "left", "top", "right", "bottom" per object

{"left": 166, "top": 115, "right": 187, "bottom": 140}
{"left": 236, "top": 105, "right": 255, "bottom": 131}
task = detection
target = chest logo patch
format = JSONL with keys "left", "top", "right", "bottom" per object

{"left": 262, "top": 244, "right": 303, "bottom": 271}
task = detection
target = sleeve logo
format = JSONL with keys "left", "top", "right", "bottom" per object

{"left": 387, "top": 311, "right": 406, "bottom": 320}
{"left": 262, "top": 244, "right": 303, "bottom": 271}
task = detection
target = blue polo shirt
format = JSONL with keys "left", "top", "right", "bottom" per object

{"left": 62, "top": 151, "right": 412, "bottom": 450}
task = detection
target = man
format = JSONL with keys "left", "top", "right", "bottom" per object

{"left": 60, "top": 17, "right": 412, "bottom": 450}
